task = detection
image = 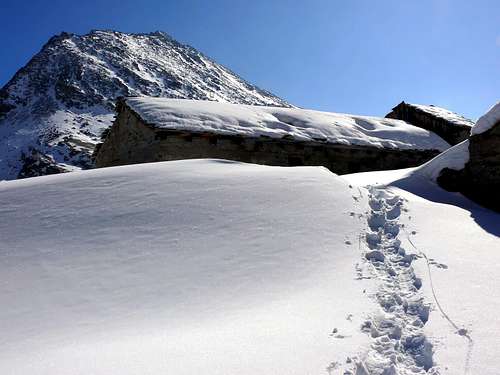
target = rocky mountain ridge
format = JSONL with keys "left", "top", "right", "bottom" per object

{"left": 0, "top": 30, "right": 289, "bottom": 179}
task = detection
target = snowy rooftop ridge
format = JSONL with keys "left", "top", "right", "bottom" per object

{"left": 407, "top": 103, "right": 475, "bottom": 128}
{"left": 125, "top": 97, "right": 450, "bottom": 151}
{"left": 471, "top": 101, "right": 500, "bottom": 135}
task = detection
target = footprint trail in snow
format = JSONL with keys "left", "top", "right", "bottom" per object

{"left": 354, "top": 187, "right": 439, "bottom": 375}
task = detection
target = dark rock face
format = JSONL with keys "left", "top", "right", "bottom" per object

{"left": 0, "top": 30, "right": 289, "bottom": 180}
{"left": 17, "top": 149, "right": 72, "bottom": 178}
{"left": 386, "top": 102, "right": 473, "bottom": 145}
{"left": 94, "top": 101, "right": 442, "bottom": 175}
{"left": 437, "top": 121, "right": 500, "bottom": 212}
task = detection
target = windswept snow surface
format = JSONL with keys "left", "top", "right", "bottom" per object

{"left": 3, "top": 158, "right": 497, "bottom": 374}
{"left": 471, "top": 101, "right": 500, "bottom": 135}
{"left": 126, "top": 97, "right": 451, "bottom": 151}
{"left": 408, "top": 104, "right": 475, "bottom": 129}
{"left": 0, "top": 159, "right": 376, "bottom": 375}
{"left": 343, "top": 162, "right": 500, "bottom": 374}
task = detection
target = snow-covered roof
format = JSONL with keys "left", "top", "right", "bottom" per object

{"left": 471, "top": 101, "right": 500, "bottom": 135}
{"left": 406, "top": 103, "right": 475, "bottom": 128}
{"left": 126, "top": 97, "right": 450, "bottom": 151}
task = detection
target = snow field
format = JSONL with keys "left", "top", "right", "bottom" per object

{"left": 343, "top": 161, "right": 500, "bottom": 375}
{"left": 0, "top": 159, "right": 375, "bottom": 375}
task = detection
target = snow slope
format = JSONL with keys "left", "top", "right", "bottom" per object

{"left": 471, "top": 101, "right": 500, "bottom": 135}
{"left": 343, "top": 158, "right": 500, "bottom": 374}
{"left": 2, "top": 156, "right": 497, "bottom": 374}
{"left": 0, "top": 159, "right": 376, "bottom": 375}
{"left": 0, "top": 30, "right": 289, "bottom": 180}
{"left": 415, "top": 140, "right": 470, "bottom": 181}
{"left": 344, "top": 139, "right": 471, "bottom": 185}
{"left": 127, "top": 97, "right": 451, "bottom": 151}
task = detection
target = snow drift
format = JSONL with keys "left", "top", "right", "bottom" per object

{"left": 2, "top": 150, "right": 498, "bottom": 373}
{"left": 0, "top": 159, "right": 375, "bottom": 374}
{"left": 471, "top": 101, "right": 500, "bottom": 135}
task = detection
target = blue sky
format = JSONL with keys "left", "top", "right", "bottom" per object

{"left": 0, "top": 0, "right": 498, "bottom": 119}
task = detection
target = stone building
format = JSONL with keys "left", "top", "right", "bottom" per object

{"left": 437, "top": 102, "right": 500, "bottom": 212}
{"left": 94, "top": 97, "right": 450, "bottom": 175}
{"left": 386, "top": 101, "right": 474, "bottom": 145}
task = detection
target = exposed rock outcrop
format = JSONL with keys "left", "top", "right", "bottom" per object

{"left": 386, "top": 101, "right": 474, "bottom": 145}
{"left": 17, "top": 149, "right": 75, "bottom": 178}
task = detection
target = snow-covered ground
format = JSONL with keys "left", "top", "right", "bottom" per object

{"left": 1, "top": 155, "right": 498, "bottom": 374}
{"left": 343, "top": 156, "right": 500, "bottom": 374}
{"left": 127, "top": 97, "right": 451, "bottom": 151}
{"left": 0, "top": 159, "right": 376, "bottom": 375}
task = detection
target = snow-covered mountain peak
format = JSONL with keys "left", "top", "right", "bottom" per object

{"left": 0, "top": 30, "right": 290, "bottom": 179}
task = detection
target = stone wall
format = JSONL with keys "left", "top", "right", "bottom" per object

{"left": 94, "top": 101, "right": 442, "bottom": 175}
{"left": 386, "top": 102, "right": 471, "bottom": 145}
